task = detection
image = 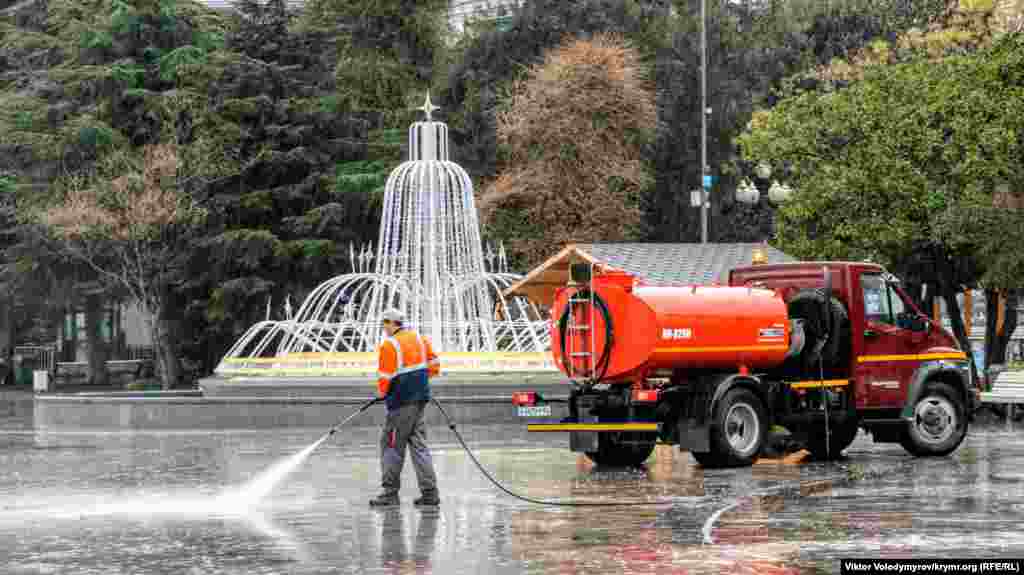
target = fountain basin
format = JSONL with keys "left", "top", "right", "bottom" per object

{"left": 33, "top": 371, "right": 569, "bottom": 430}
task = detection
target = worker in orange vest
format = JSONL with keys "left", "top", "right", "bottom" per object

{"left": 369, "top": 308, "right": 441, "bottom": 507}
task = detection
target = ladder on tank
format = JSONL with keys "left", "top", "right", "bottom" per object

{"left": 565, "top": 262, "right": 597, "bottom": 383}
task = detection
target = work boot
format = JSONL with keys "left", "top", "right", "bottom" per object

{"left": 414, "top": 493, "right": 440, "bottom": 507}
{"left": 369, "top": 493, "right": 400, "bottom": 507}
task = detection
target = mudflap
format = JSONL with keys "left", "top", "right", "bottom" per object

{"left": 678, "top": 419, "right": 710, "bottom": 453}
{"left": 570, "top": 407, "right": 599, "bottom": 452}
{"left": 570, "top": 431, "right": 599, "bottom": 452}
{"left": 676, "top": 381, "right": 712, "bottom": 453}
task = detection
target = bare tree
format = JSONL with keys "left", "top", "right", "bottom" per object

{"left": 42, "top": 144, "right": 205, "bottom": 389}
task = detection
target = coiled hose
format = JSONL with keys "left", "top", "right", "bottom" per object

{"left": 557, "top": 288, "right": 615, "bottom": 384}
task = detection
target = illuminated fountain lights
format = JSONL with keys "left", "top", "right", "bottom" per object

{"left": 216, "top": 95, "right": 553, "bottom": 377}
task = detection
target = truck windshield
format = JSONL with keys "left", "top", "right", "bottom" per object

{"left": 861, "top": 273, "right": 905, "bottom": 325}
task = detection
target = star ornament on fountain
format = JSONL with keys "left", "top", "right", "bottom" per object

{"left": 417, "top": 93, "right": 440, "bottom": 121}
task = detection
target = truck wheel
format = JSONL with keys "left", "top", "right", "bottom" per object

{"left": 900, "top": 382, "right": 968, "bottom": 457}
{"left": 805, "top": 419, "right": 860, "bottom": 460}
{"left": 586, "top": 432, "right": 656, "bottom": 468}
{"left": 700, "top": 388, "right": 767, "bottom": 468}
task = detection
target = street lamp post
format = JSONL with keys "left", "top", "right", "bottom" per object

{"left": 700, "top": 0, "right": 708, "bottom": 243}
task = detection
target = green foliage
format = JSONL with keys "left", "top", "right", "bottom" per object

{"left": 110, "top": 61, "right": 146, "bottom": 89}
{"left": 75, "top": 124, "right": 115, "bottom": 151}
{"left": 0, "top": 24, "right": 70, "bottom": 72}
{"left": 738, "top": 33, "right": 1024, "bottom": 294}
{"left": 206, "top": 276, "right": 276, "bottom": 323}
{"left": 301, "top": 0, "right": 447, "bottom": 124}
{"left": 238, "top": 190, "right": 274, "bottom": 213}
{"left": 0, "top": 92, "right": 59, "bottom": 160}
{"left": 158, "top": 45, "right": 206, "bottom": 83}
{"left": 317, "top": 94, "right": 344, "bottom": 114}
{"left": 334, "top": 160, "right": 391, "bottom": 194}
{"left": 55, "top": 116, "right": 125, "bottom": 163}
{"left": 0, "top": 173, "right": 15, "bottom": 196}
{"left": 207, "top": 229, "right": 283, "bottom": 272}
{"left": 109, "top": 0, "right": 140, "bottom": 36}
{"left": 13, "top": 112, "right": 33, "bottom": 132}
{"left": 485, "top": 204, "right": 543, "bottom": 270}
{"left": 79, "top": 28, "right": 113, "bottom": 52}
{"left": 191, "top": 29, "right": 225, "bottom": 52}
{"left": 279, "top": 238, "right": 335, "bottom": 260}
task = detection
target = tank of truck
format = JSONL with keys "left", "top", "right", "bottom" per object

{"left": 551, "top": 271, "right": 792, "bottom": 381}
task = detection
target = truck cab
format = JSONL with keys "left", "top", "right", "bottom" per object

{"left": 729, "top": 262, "right": 972, "bottom": 450}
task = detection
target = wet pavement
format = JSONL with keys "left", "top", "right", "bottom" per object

{"left": 2, "top": 389, "right": 1024, "bottom": 574}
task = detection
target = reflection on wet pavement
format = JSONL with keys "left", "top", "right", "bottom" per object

{"left": 3, "top": 395, "right": 1024, "bottom": 574}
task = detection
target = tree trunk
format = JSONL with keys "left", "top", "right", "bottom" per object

{"left": 985, "top": 289, "right": 1019, "bottom": 371}
{"left": 84, "top": 293, "right": 109, "bottom": 386}
{"left": 146, "top": 304, "right": 181, "bottom": 390}
{"left": 941, "top": 285, "right": 977, "bottom": 383}
{"left": 0, "top": 294, "right": 11, "bottom": 386}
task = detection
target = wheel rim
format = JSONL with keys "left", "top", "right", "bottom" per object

{"left": 725, "top": 403, "right": 760, "bottom": 457}
{"left": 913, "top": 395, "right": 957, "bottom": 445}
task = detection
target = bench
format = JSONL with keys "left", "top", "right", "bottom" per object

{"left": 979, "top": 369, "right": 1024, "bottom": 419}
{"left": 53, "top": 359, "right": 154, "bottom": 385}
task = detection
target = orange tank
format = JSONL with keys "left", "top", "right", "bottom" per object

{"left": 551, "top": 271, "right": 792, "bottom": 381}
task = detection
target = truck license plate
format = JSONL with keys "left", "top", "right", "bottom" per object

{"left": 517, "top": 405, "right": 552, "bottom": 417}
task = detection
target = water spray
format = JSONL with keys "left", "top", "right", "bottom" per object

{"left": 221, "top": 398, "right": 383, "bottom": 508}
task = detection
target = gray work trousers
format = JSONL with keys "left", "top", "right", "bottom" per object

{"left": 380, "top": 401, "right": 438, "bottom": 497}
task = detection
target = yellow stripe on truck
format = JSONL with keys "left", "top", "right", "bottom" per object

{"left": 527, "top": 423, "right": 659, "bottom": 433}
{"left": 857, "top": 352, "right": 967, "bottom": 363}
{"left": 789, "top": 379, "right": 850, "bottom": 390}
{"left": 654, "top": 345, "right": 789, "bottom": 353}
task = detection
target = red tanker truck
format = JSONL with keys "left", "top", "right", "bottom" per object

{"left": 513, "top": 261, "right": 974, "bottom": 467}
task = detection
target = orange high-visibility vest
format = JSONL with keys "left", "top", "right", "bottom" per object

{"left": 377, "top": 329, "right": 440, "bottom": 397}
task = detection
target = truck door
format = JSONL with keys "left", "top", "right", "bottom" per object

{"left": 855, "top": 273, "right": 919, "bottom": 408}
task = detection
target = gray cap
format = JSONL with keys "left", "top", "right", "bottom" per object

{"left": 381, "top": 308, "right": 406, "bottom": 324}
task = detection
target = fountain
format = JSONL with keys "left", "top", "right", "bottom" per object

{"left": 213, "top": 94, "right": 554, "bottom": 379}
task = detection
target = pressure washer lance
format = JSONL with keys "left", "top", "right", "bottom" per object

{"left": 327, "top": 397, "right": 381, "bottom": 436}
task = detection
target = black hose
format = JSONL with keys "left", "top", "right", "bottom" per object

{"left": 431, "top": 398, "right": 665, "bottom": 507}
{"left": 557, "top": 288, "right": 615, "bottom": 383}
{"left": 326, "top": 396, "right": 666, "bottom": 506}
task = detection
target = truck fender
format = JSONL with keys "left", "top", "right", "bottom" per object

{"left": 900, "top": 360, "right": 974, "bottom": 421}
{"left": 708, "top": 373, "right": 771, "bottom": 420}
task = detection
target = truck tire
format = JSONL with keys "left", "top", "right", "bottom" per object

{"left": 585, "top": 432, "right": 656, "bottom": 468}
{"left": 805, "top": 419, "right": 860, "bottom": 460}
{"left": 786, "top": 290, "right": 849, "bottom": 370}
{"left": 900, "top": 381, "right": 968, "bottom": 456}
{"left": 696, "top": 387, "right": 767, "bottom": 468}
